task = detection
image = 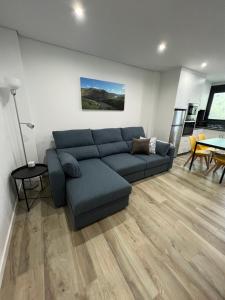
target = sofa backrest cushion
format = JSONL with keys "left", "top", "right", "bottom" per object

{"left": 92, "top": 128, "right": 123, "bottom": 144}
{"left": 121, "top": 127, "right": 145, "bottom": 141}
{"left": 53, "top": 129, "right": 94, "bottom": 148}
{"left": 92, "top": 128, "right": 129, "bottom": 157}
{"left": 98, "top": 141, "right": 129, "bottom": 157}
{"left": 53, "top": 129, "right": 99, "bottom": 160}
{"left": 121, "top": 127, "right": 145, "bottom": 151}
{"left": 57, "top": 145, "right": 99, "bottom": 161}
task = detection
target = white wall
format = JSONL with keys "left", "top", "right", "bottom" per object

{"left": 0, "top": 27, "right": 37, "bottom": 286}
{"left": 175, "top": 67, "right": 211, "bottom": 110}
{"left": 19, "top": 37, "right": 160, "bottom": 162}
{"left": 154, "top": 67, "right": 211, "bottom": 142}
{"left": 153, "top": 68, "right": 181, "bottom": 141}
{"left": 141, "top": 72, "right": 160, "bottom": 137}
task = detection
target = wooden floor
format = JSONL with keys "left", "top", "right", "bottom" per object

{"left": 1, "top": 155, "right": 225, "bottom": 299}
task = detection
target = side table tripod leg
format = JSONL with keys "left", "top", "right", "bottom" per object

{"left": 22, "top": 179, "right": 30, "bottom": 211}
{"left": 40, "top": 176, "right": 43, "bottom": 190}
{"left": 14, "top": 178, "right": 20, "bottom": 201}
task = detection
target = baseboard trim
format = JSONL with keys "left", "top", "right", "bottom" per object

{"left": 0, "top": 199, "right": 17, "bottom": 288}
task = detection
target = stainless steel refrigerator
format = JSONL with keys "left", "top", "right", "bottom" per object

{"left": 169, "top": 109, "right": 187, "bottom": 157}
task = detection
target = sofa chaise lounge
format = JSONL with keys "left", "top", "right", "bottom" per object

{"left": 47, "top": 127, "right": 174, "bottom": 229}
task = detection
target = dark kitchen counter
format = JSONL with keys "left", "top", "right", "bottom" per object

{"left": 195, "top": 124, "right": 225, "bottom": 132}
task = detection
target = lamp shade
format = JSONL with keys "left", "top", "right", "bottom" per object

{"left": 26, "top": 123, "right": 35, "bottom": 129}
{"left": 4, "top": 77, "right": 21, "bottom": 90}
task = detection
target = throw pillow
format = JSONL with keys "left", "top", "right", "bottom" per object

{"left": 58, "top": 152, "right": 81, "bottom": 178}
{"left": 156, "top": 140, "right": 170, "bottom": 156}
{"left": 131, "top": 138, "right": 150, "bottom": 155}
{"left": 149, "top": 137, "right": 157, "bottom": 154}
{"left": 140, "top": 136, "right": 157, "bottom": 154}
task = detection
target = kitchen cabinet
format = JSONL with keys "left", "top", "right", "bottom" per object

{"left": 196, "top": 129, "right": 225, "bottom": 139}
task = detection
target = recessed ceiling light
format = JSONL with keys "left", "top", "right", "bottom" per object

{"left": 73, "top": 3, "right": 85, "bottom": 20}
{"left": 158, "top": 42, "right": 167, "bottom": 53}
{"left": 201, "top": 62, "right": 207, "bottom": 68}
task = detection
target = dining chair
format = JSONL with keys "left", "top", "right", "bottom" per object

{"left": 184, "top": 135, "right": 210, "bottom": 168}
{"left": 198, "top": 132, "right": 216, "bottom": 164}
{"left": 198, "top": 133, "right": 206, "bottom": 140}
{"left": 206, "top": 152, "right": 225, "bottom": 183}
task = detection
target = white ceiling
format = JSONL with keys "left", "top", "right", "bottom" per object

{"left": 0, "top": 0, "right": 225, "bottom": 82}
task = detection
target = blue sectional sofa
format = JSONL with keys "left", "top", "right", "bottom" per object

{"left": 47, "top": 127, "right": 174, "bottom": 229}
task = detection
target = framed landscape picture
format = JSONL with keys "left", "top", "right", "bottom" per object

{"left": 80, "top": 77, "right": 125, "bottom": 110}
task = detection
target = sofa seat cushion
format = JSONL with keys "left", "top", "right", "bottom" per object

{"left": 102, "top": 153, "right": 146, "bottom": 176}
{"left": 134, "top": 154, "right": 170, "bottom": 169}
{"left": 66, "top": 159, "right": 131, "bottom": 216}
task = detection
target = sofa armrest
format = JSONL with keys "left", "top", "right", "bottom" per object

{"left": 168, "top": 143, "right": 175, "bottom": 168}
{"left": 156, "top": 140, "right": 170, "bottom": 156}
{"left": 47, "top": 149, "right": 66, "bottom": 207}
{"left": 168, "top": 143, "right": 175, "bottom": 158}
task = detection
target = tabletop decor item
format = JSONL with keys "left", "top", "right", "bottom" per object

{"left": 80, "top": 77, "right": 125, "bottom": 110}
{"left": 28, "top": 161, "right": 36, "bottom": 168}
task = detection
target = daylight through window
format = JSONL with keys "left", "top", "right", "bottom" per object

{"left": 208, "top": 92, "right": 225, "bottom": 120}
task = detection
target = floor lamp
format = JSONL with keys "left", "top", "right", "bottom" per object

{"left": 5, "top": 77, "right": 37, "bottom": 188}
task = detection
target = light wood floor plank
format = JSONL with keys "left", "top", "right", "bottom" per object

{"left": 1, "top": 155, "right": 225, "bottom": 299}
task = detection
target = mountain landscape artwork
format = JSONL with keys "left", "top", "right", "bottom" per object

{"left": 80, "top": 77, "right": 125, "bottom": 110}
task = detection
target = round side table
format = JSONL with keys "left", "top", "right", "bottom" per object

{"left": 11, "top": 164, "right": 48, "bottom": 211}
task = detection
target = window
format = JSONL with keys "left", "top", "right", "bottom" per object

{"left": 206, "top": 85, "right": 225, "bottom": 123}
{"left": 208, "top": 92, "right": 225, "bottom": 120}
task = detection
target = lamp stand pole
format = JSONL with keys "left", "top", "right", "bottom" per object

{"left": 11, "top": 89, "right": 38, "bottom": 190}
{"left": 11, "top": 89, "right": 28, "bottom": 165}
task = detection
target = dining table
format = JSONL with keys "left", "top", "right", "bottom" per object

{"left": 189, "top": 137, "right": 225, "bottom": 183}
